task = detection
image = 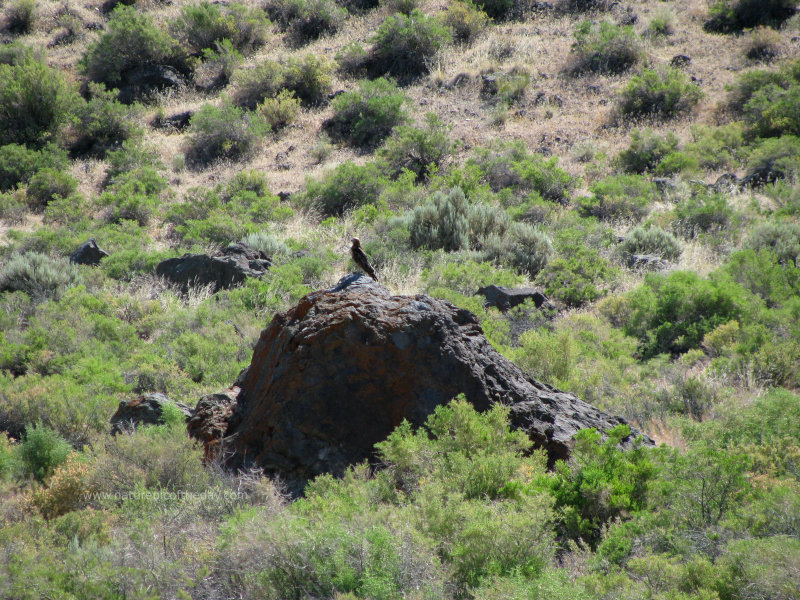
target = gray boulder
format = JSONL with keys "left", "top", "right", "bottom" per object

{"left": 70, "top": 239, "right": 110, "bottom": 266}
{"left": 156, "top": 243, "right": 272, "bottom": 293}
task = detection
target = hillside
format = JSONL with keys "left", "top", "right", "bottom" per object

{"left": 1, "top": 0, "right": 800, "bottom": 597}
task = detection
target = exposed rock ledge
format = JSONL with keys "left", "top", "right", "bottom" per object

{"left": 190, "top": 274, "right": 652, "bottom": 494}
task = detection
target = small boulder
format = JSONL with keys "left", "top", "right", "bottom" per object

{"left": 70, "top": 238, "right": 110, "bottom": 266}
{"left": 712, "top": 172, "right": 740, "bottom": 193}
{"left": 629, "top": 254, "right": 670, "bottom": 271}
{"left": 156, "top": 243, "right": 272, "bottom": 293}
{"left": 477, "top": 285, "right": 549, "bottom": 311}
{"left": 110, "top": 393, "right": 191, "bottom": 434}
{"left": 116, "top": 65, "right": 186, "bottom": 104}
{"left": 152, "top": 110, "right": 194, "bottom": 132}
{"left": 670, "top": 54, "right": 692, "bottom": 68}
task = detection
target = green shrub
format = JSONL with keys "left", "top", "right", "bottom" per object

{"left": 646, "top": 9, "right": 675, "bottom": 37}
{"left": 466, "top": 202, "right": 511, "bottom": 247}
{"left": 69, "top": 83, "right": 142, "bottom": 158}
{"left": 241, "top": 231, "right": 289, "bottom": 257}
{"left": 366, "top": 10, "right": 451, "bottom": 82}
{"left": 442, "top": 0, "right": 489, "bottom": 44}
{"left": 535, "top": 246, "right": 618, "bottom": 307}
{"left": 185, "top": 101, "right": 270, "bottom": 166}
{"left": 673, "top": 193, "right": 733, "bottom": 238}
{"left": 324, "top": 78, "right": 408, "bottom": 148}
{"left": 484, "top": 221, "right": 551, "bottom": 276}
{"left": 0, "top": 188, "right": 27, "bottom": 223}
{"left": 0, "top": 143, "right": 68, "bottom": 192}
{"left": 2, "top": 0, "right": 37, "bottom": 35}
{"left": 704, "top": 0, "right": 798, "bottom": 33}
{"left": 744, "top": 81, "right": 800, "bottom": 137}
{"left": 0, "top": 252, "right": 81, "bottom": 300}
{"left": 569, "top": 20, "right": 642, "bottom": 75}
{"left": 684, "top": 123, "right": 746, "bottom": 170}
{"left": 105, "top": 139, "right": 164, "bottom": 184}
{"left": 409, "top": 187, "right": 470, "bottom": 251}
{"left": 257, "top": 89, "right": 301, "bottom": 131}
{"left": 0, "top": 58, "right": 79, "bottom": 148}
{"left": 98, "top": 170, "right": 166, "bottom": 225}
{"left": 80, "top": 5, "right": 185, "bottom": 89}
{"left": 623, "top": 270, "right": 746, "bottom": 358}
{"left": 469, "top": 140, "right": 575, "bottom": 202}
{"left": 744, "top": 25, "right": 782, "bottom": 61}
{"left": 171, "top": 1, "right": 270, "bottom": 56}
{"left": 266, "top": 0, "right": 346, "bottom": 45}
{"left": 0, "top": 41, "right": 41, "bottom": 66}
{"left": 301, "top": 161, "right": 386, "bottom": 215}
{"left": 578, "top": 174, "right": 657, "bottom": 221}
{"left": 745, "top": 221, "right": 800, "bottom": 267}
{"left": 727, "top": 59, "right": 799, "bottom": 113}
{"left": 380, "top": 0, "right": 419, "bottom": 14}
{"left": 193, "top": 39, "right": 243, "bottom": 91}
{"left": 377, "top": 113, "right": 452, "bottom": 181}
{"left": 233, "top": 54, "right": 333, "bottom": 109}
{"left": 745, "top": 135, "right": 800, "bottom": 184}
{"left": 617, "top": 226, "right": 682, "bottom": 262}
{"left": 725, "top": 249, "right": 800, "bottom": 306}
{"left": 475, "top": 0, "right": 518, "bottom": 20}
{"left": 617, "top": 128, "right": 680, "bottom": 173}
{"left": 18, "top": 424, "right": 72, "bottom": 482}
{"left": 550, "top": 425, "right": 655, "bottom": 546}
{"left": 26, "top": 169, "right": 78, "bottom": 210}
{"left": 616, "top": 67, "right": 703, "bottom": 120}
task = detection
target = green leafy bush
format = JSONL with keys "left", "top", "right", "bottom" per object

{"left": 442, "top": 1, "right": 489, "bottom": 44}
{"left": 69, "top": 83, "right": 142, "bottom": 158}
{"left": 617, "top": 128, "right": 680, "bottom": 173}
{"left": 569, "top": 20, "right": 643, "bottom": 75}
{"left": 98, "top": 169, "right": 166, "bottom": 225}
{"left": 745, "top": 220, "right": 800, "bottom": 266}
{"left": 745, "top": 135, "right": 800, "bottom": 184}
{"left": 623, "top": 270, "right": 746, "bottom": 358}
{"left": 704, "top": 0, "right": 798, "bottom": 33}
{"left": 18, "top": 424, "right": 72, "bottom": 482}
{"left": 535, "top": 246, "right": 619, "bottom": 307}
{"left": 324, "top": 78, "right": 408, "bottom": 148}
{"left": 617, "top": 226, "right": 682, "bottom": 263}
{"left": 727, "top": 59, "right": 799, "bottom": 112}
{"left": 409, "top": 187, "right": 470, "bottom": 251}
{"left": 744, "top": 82, "right": 800, "bottom": 137}
{"left": 550, "top": 424, "right": 655, "bottom": 546}
{"left": 185, "top": 101, "right": 270, "bottom": 166}
{"left": 266, "top": 0, "right": 346, "bottom": 45}
{"left": 257, "top": 89, "right": 301, "bottom": 131}
{"left": 484, "top": 222, "right": 552, "bottom": 276}
{"left": 475, "top": 0, "right": 517, "bottom": 20}
{"left": 0, "top": 58, "right": 79, "bottom": 148}
{"left": 684, "top": 123, "right": 746, "bottom": 170}
{"left": 377, "top": 113, "right": 452, "bottom": 181}
{"left": 300, "top": 161, "right": 386, "bottom": 215}
{"left": 171, "top": 1, "right": 270, "bottom": 56}
{"left": 725, "top": 249, "right": 800, "bottom": 307}
{"left": 617, "top": 67, "right": 703, "bottom": 120}
{"left": 81, "top": 5, "right": 185, "bottom": 89}
{"left": 673, "top": 193, "right": 733, "bottom": 238}
{"left": 2, "top": 0, "right": 36, "bottom": 35}
{"left": 26, "top": 169, "right": 78, "bottom": 210}
{"left": 193, "top": 39, "right": 243, "bottom": 91}
{"left": 233, "top": 54, "right": 332, "bottom": 109}
{"left": 365, "top": 10, "right": 451, "bottom": 82}
{"left": 0, "top": 252, "right": 81, "bottom": 300}
{"left": 0, "top": 143, "right": 68, "bottom": 192}
{"left": 578, "top": 174, "right": 657, "bottom": 221}
{"left": 469, "top": 141, "right": 575, "bottom": 203}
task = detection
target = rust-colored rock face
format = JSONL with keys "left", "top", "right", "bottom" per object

{"left": 200, "top": 274, "right": 651, "bottom": 493}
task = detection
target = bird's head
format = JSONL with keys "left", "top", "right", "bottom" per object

{"left": 351, "top": 237, "right": 361, "bottom": 247}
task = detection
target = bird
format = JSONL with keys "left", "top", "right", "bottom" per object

{"left": 350, "top": 237, "right": 378, "bottom": 281}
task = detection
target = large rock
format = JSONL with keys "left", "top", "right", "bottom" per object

{"left": 110, "top": 393, "right": 192, "bottom": 434}
{"left": 194, "top": 274, "right": 652, "bottom": 494}
{"left": 476, "top": 285, "right": 550, "bottom": 311}
{"left": 156, "top": 243, "right": 272, "bottom": 293}
{"left": 70, "top": 238, "right": 110, "bottom": 266}
{"left": 116, "top": 65, "right": 186, "bottom": 104}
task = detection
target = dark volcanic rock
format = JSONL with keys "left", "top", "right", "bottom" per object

{"left": 111, "top": 393, "right": 191, "bottom": 434}
{"left": 152, "top": 110, "right": 194, "bottom": 132}
{"left": 188, "top": 390, "right": 238, "bottom": 462}
{"left": 116, "top": 65, "right": 186, "bottom": 104}
{"left": 628, "top": 253, "right": 671, "bottom": 271}
{"left": 477, "top": 285, "right": 550, "bottom": 311}
{"left": 194, "top": 274, "right": 652, "bottom": 494}
{"left": 70, "top": 238, "right": 110, "bottom": 266}
{"left": 156, "top": 243, "right": 272, "bottom": 292}
{"left": 670, "top": 54, "right": 692, "bottom": 68}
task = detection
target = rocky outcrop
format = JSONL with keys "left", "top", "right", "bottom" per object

{"left": 628, "top": 254, "right": 671, "bottom": 271}
{"left": 156, "top": 243, "right": 272, "bottom": 292}
{"left": 70, "top": 238, "right": 110, "bottom": 266}
{"left": 192, "top": 274, "right": 652, "bottom": 494}
{"left": 116, "top": 65, "right": 186, "bottom": 104}
{"left": 110, "top": 393, "right": 192, "bottom": 434}
{"left": 476, "top": 285, "right": 550, "bottom": 311}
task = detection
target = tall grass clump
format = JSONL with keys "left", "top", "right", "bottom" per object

{"left": 617, "top": 226, "right": 682, "bottom": 264}
{"left": 18, "top": 425, "right": 72, "bottom": 483}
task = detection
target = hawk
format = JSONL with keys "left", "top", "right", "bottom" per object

{"left": 350, "top": 237, "right": 377, "bottom": 281}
